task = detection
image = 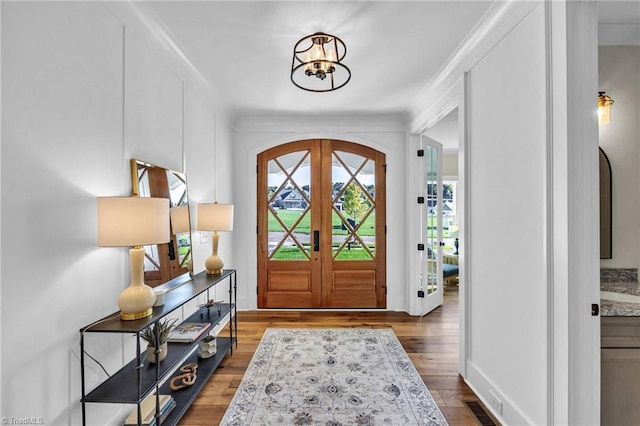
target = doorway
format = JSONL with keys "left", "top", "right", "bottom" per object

{"left": 257, "top": 139, "right": 386, "bottom": 308}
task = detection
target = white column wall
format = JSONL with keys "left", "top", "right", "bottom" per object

{"left": 1, "top": 2, "right": 229, "bottom": 424}
{"left": 233, "top": 118, "right": 406, "bottom": 311}
{"left": 458, "top": 2, "right": 600, "bottom": 423}
{"left": 464, "top": 4, "right": 548, "bottom": 424}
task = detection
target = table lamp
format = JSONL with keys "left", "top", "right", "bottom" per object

{"left": 170, "top": 204, "right": 192, "bottom": 272}
{"left": 170, "top": 205, "right": 191, "bottom": 235}
{"left": 97, "top": 197, "right": 170, "bottom": 320}
{"left": 449, "top": 226, "right": 459, "bottom": 255}
{"left": 197, "top": 203, "right": 234, "bottom": 274}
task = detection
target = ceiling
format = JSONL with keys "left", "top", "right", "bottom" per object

{"left": 128, "top": 1, "right": 638, "bottom": 151}
{"left": 139, "top": 1, "right": 495, "bottom": 119}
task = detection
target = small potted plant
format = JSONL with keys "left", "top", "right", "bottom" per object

{"left": 197, "top": 334, "right": 217, "bottom": 359}
{"left": 141, "top": 318, "right": 178, "bottom": 363}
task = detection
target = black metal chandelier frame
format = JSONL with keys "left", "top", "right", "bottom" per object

{"left": 291, "top": 32, "right": 351, "bottom": 93}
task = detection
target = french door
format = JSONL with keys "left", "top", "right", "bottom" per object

{"left": 419, "top": 135, "right": 444, "bottom": 315}
{"left": 257, "top": 139, "right": 386, "bottom": 308}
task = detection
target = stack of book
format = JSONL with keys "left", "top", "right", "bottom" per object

{"left": 124, "top": 394, "right": 176, "bottom": 426}
{"left": 167, "top": 322, "right": 211, "bottom": 343}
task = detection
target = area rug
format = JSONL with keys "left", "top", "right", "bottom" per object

{"left": 220, "top": 328, "right": 448, "bottom": 425}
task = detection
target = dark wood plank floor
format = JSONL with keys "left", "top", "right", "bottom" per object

{"left": 179, "top": 288, "right": 488, "bottom": 425}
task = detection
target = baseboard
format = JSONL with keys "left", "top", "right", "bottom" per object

{"left": 465, "top": 361, "right": 533, "bottom": 425}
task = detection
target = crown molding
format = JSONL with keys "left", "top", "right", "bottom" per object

{"left": 406, "top": 0, "right": 540, "bottom": 133}
{"left": 235, "top": 114, "right": 408, "bottom": 134}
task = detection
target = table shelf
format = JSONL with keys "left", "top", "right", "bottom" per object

{"left": 80, "top": 270, "right": 237, "bottom": 425}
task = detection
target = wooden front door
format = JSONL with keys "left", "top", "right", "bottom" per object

{"left": 257, "top": 139, "right": 386, "bottom": 308}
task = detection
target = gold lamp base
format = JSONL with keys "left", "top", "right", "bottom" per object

{"left": 120, "top": 307, "right": 153, "bottom": 321}
{"left": 206, "top": 268, "right": 223, "bottom": 275}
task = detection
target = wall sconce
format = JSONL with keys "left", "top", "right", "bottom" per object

{"left": 197, "top": 203, "right": 234, "bottom": 275}
{"left": 598, "top": 91, "right": 614, "bottom": 125}
{"left": 97, "top": 197, "right": 169, "bottom": 320}
{"left": 291, "top": 32, "right": 351, "bottom": 92}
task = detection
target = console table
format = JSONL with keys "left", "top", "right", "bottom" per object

{"left": 79, "top": 269, "right": 237, "bottom": 425}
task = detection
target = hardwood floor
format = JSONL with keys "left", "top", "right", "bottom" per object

{"left": 180, "top": 288, "right": 489, "bottom": 425}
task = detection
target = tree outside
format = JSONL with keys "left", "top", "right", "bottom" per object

{"left": 342, "top": 182, "right": 369, "bottom": 226}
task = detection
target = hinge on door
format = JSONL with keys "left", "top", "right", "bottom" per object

{"left": 417, "top": 244, "right": 425, "bottom": 251}
{"left": 256, "top": 164, "right": 258, "bottom": 174}
{"left": 417, "top": 149, "right": 424, "bottom": 157}
{"left": 592, "top": 304, "right": 599, "bottom": 316}
{"left": 384, "top": 164, "right": 387, "bottom": 173}
{"left": 384, "top": 225, "right": 387, "bottom": 234}
{"left": 256, "top": 226, "right": 259, "bottom": 234}
{"left": 417, "top": 196, "right": 425, "bottom": 204}
{"left": 257, "top": 286, "right": 259, "bottom": 295}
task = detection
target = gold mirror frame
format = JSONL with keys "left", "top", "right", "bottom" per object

{"left": 131, "top": 159, "right": 193, "bottom": 287}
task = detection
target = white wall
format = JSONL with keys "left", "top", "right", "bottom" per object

{"left": 0, "top": 2, "right": 3, "bottom": 417}
{"left": 233, "top": 117, "right": 407, "bottom": 311}
{"left": 465, "top": 4, "right": 548, "bottom": 424}
{"left": 460, "top": 2, "right": 600, "bottom": 424}
{"left": 1, "top": 2, "right": 230, "bottom": 424}
{"left": 598, "top": 46, "right": 640, "bottom": 269}
{"left": 442, "top": 153, "right": 458, "bottom": 178}
{"left": 183, "top": 88, "right": 236, "bottom": 302}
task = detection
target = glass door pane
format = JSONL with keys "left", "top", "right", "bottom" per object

{"left": 331, "top": 150, "right": 376, "bottom": 260}
{"left": 267, "top": 151, "right": 312, "bottom": 260}
{"left": 425, "top": 145, "right": 441, "bottom": 295}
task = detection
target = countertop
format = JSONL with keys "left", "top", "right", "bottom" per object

{"left": 601, "top": 281, "right": 640, "bottom": 317}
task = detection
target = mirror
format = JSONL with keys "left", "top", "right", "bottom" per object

{"left": 600, "top": 148, "right": 612, "bottom": 259}
{"left": 131, "top": 159, "right": 193, "bottom": 287}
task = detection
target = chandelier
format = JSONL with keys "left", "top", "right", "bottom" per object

{"left": 291, "top": 32, "right": 351, "bottom": 92}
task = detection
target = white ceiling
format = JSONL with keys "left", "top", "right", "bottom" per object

{"left": 127, "top": 1, "right": 638, "bottom": 151}
{"left": 141, "top": 1, "right": 494, "bottom": 119}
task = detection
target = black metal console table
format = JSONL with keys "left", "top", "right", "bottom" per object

{"left": 79, "top": 269, "right": 237, "bottom": 425}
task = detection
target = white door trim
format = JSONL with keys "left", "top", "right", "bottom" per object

{"left": 546, "top": 1, "right": 600, "bottom": 423}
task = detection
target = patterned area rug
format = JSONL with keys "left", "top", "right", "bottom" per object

{"left": 221, "top": 328, "right": 448, "bottom": 425}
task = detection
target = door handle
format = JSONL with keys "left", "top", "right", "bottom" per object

{"left": 314, "top": 230, "right": 320, "bottom": 251}
{"left": 168, "top": 240, "right": 176, "bottom": 260}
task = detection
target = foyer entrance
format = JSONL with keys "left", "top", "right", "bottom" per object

{"left": 257, "top": 139, "right": 386, "bottom": 308}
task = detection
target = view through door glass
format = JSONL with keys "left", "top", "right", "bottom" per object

{"left": 268, "top": 150, "right": 312, "bottom": 260}
{"left": 258, "top": 139, "right": 386, "bottom": 308}
{"left": 426, "top": 145, "right": 439, "bottom": 295}
{"left": 330, "top": 150, "right": 376, "bottom": 260}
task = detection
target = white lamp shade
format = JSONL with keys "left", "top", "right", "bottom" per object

{"left": 449, "top": 226, "right": 459, "bottom": 238}
{"left": 197, "top": 203, "right": 234, "bottom": 232}
{"left": 170, "top": 205, "right": 191, "bottom": 235}
{"left": 97, "top": 197, "right": 170, "bottom": 247}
